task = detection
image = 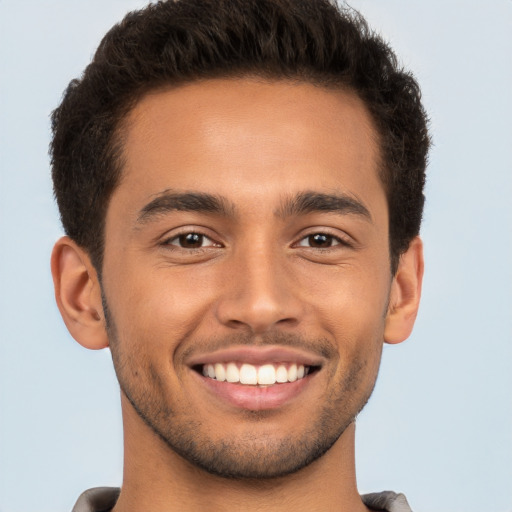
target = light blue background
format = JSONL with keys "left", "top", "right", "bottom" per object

{"left": 1, "top": 1, "right": 511, "bottom": 511}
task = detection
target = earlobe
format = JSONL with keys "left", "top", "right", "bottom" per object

{"left": 51, "top": 236, "right": 109, "bottom": 350}
{"left": 384, "top": 236, "right": 424, "bottom": 345}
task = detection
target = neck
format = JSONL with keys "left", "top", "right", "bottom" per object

{"left": 113, "top": 394, "right": 370, "bottom": 512}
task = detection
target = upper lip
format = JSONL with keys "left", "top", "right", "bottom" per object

{"left": 186, "top": 345, "right": 325, "bottom": 368}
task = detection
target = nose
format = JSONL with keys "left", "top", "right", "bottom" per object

{"left": 214, "top": 246, "right": 303, "bottom": 334}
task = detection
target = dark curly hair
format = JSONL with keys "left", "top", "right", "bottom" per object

{"left": 50, "top": 0, "right": 430, "bottom": 274}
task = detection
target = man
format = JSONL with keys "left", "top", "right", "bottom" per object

{"left": 50, "top": 0, "right": 429, "bottom": 510}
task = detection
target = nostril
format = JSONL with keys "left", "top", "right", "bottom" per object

{"left": 276, "top": 317, "right": 299, "bottom": 327}
{"left": 226, "top": 319, "right": 247, "bottom": 328}
{"left": 215, "top": 285, "right": 302, "bottom": 333}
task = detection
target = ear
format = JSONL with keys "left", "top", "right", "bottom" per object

{"left": 384, "top": 236, "right": 424, "bottom": 345}
{"left": 51, "top": 236, "right": 109, "bottom": 350}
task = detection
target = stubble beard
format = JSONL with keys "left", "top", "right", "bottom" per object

{"left": 103, "top": 296, "right": 380, "bottom": 480}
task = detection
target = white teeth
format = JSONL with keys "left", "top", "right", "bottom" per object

{"left": 288, "top": 363, "right": 298, "bottom": 382}
{"left": 226, "top": 363, "right": 240, "bottom": 382}
{"left": 258, "top": 364, "right": 276, "bottom": 385}
{"left": 226, "top": 362, "right": 239, "bottom": 383}
{"left": 276, "top": 365, "right": 288, "bottom": 383}
{"left": 202, "top": 362, "right": 310, "bottom": 385}
{"left": 240, "top": 364, "right": 258, "bottom": 384}
{"left": 214, "top": 363, "right": 226, "bottom": 382}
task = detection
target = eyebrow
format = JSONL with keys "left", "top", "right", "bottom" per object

{"left": 276, "top": 191, "right": 372, "bottom": 221}
{"left": 136, "top": 189, "right": 371, "bottom": 224}
{"left": 137, "top": 191, "right": 235, "bottom": 223}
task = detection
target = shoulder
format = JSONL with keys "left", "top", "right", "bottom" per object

{"left": 71, "top": 487, "right": 120, "bottom": 512}
{"left": 361, "top": 491, "right": 413, "bottom": 512}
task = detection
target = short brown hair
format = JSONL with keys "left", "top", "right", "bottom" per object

{"left": 51, "top": 0, "right": 430, "bottom": 273}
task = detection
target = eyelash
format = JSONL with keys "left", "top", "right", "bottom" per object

{"left": 295, "top": 232, "right": 351, "bottom": 250}
{"left": 162, "top": 231, "right": 221, "bottom": 250}
{"left": 161, "top": 230, "right": 351, "bottom": 251}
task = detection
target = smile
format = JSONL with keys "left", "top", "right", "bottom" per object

{"left": 187, "top": 345, "right": 324, "bottom": 410}
{"left": 201, "top": 362, "right": 311, "bottom": 386}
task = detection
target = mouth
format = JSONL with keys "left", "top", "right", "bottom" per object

{"left": 195, "top": 361, "right": 319, "bottom": 386}
{"left": 187, "top": 346, "right": 324, "bottom": 410}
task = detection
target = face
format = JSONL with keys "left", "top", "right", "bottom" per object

{"left": 101, "top": 78, "right": 392, "bottom": 478}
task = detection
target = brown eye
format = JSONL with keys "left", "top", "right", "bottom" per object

{"left": 298, "top": 233, "right": 340, "bottom": 248}
{"left": 309, "top": 234, "right": 332, "bottom": 247}
{"left": 178, "top": 233, "right": 204, "bottom": 248}
{"left": 166, "top": 232, "right": 218, "bottom": 249}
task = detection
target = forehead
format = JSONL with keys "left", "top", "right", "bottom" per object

{"left": 113, "top": 78, "right": 384, "bottom": 219}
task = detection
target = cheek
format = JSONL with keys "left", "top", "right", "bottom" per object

{"left": 106, "top": 264, "right": 219, "bottom": 353}
{"left": 301, "top": 263, "right": 389, "bottom": 380}
{"left": 301, "top": 263, "right": 391, "bottom": 333}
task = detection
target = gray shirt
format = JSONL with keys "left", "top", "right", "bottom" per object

{"left": 72, "top": 487, "right": 413, "bottom": 511}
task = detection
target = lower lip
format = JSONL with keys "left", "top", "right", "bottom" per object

{"left": 193, "top": 371, "right": 315, "bottom": 410}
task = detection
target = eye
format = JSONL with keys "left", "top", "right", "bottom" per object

{"left": 297, "top": 233, "right": 343, "bottom": 248}
{"left": 165, "top": 232, "right": 220, "bottom": 249}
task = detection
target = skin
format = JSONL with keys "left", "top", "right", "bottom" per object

{"left": 52, "top": 78, "right": 423, "bottom": 512}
